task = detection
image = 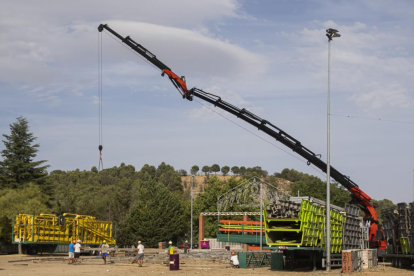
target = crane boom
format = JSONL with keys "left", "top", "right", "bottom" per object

{"left": 98, "top": 23, "right": 380, "bottom": 242}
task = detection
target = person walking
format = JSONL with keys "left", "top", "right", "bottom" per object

{"left": 74, "top": 240, "right": 82, "bottom": 264}
{"left": 68, "top": 240, "right": 75, "bottom": 264}
{"left": 100, "top": 240, "right": 110, "bottom": 264}
{"left": 136, "top": 241, "right": 144, "bottom": 267}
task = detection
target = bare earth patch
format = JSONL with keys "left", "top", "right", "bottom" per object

{"left": 1, "top": 254, "right": 413, "bottom": 276}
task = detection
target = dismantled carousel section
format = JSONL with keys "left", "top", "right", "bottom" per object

{"left": 382, "top": 202, "right": 414, "bottom": 268}
{"left": 216, "top": 195, "right": 378, "bottom": 272}
{"left": 12, "top": 213, "right": 116, "bottom": 255}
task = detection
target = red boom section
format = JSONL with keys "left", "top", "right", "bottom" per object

{"left": 162, "top": 69, "right": 188, "bottom": 95}
{"left": 350, "top": 187, "right": 378, "bottom": 240}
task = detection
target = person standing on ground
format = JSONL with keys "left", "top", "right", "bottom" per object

{"left": 100, "top": 240, "right": 110, "bottom": 264}
{"left": 184, "top": 240, "right": 189, "bottom": 254}
{"left": 74, "top": 240, "right": 82, "bottom": 264}
{"left": 68, "top": 240, "right": 75, "bottom": 264}
{"left": 166, "top": 241, "right": 174, "bottom": 266}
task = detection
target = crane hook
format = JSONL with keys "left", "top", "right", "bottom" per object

{"left": 98, "top": 145, "right": 103, "bottom": 171}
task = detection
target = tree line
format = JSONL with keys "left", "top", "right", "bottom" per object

{"left": 178, "top": 165, "right": 268, "bottom": 177}
{"left": 0, "top": 117, "right": 396, "bottom": 246}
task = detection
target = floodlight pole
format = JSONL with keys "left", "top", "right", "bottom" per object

{"left": 191, "top": 174, "right": 194, "bottom": 251}
{"left": 260, "top": 181, "right": 263, "bottom": 251}
{"left": 326, "top": 28, "right": 340, "bottom": 272}
{"left": 326, "top": 35, "right": 332, "bottom": 272}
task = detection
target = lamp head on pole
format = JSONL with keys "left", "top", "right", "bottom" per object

{"left": 326, "top": 28, "right": 341, "bottom": 41}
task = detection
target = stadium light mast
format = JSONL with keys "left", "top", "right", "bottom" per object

{"left": 326, "top": 27, "right": 341, "bottom": 272}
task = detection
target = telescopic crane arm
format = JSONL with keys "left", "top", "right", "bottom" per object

{"left": 98, "top": 23, "right": 379, "bottom": 241}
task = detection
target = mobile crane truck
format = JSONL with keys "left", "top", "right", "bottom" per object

{"left": 97, "top": 24, "right": 386, "bottom": 256}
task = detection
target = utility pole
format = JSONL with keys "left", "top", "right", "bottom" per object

{"left": 191, "top": 174, "right": 194, "bottom": 251}
{"left": 260, "top": 180, "right": 263, "bottom": 251}
{"left": 326, "top": 28, "right": 341, "bottom": 272}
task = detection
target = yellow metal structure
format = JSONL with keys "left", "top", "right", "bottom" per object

{"left": 12, "top": 213, "right": 116, "bottom": 245}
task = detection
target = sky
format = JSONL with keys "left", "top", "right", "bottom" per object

{"left": 0, "top": 0, "right": 413, "bottom": 203}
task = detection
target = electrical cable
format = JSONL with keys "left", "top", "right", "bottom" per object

{"left": 331, "top": 114, "right": 414, "bottom": 125}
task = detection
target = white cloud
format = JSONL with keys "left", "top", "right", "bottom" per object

{"left": 0, "top": 16, "right": 267, "bottom": 103}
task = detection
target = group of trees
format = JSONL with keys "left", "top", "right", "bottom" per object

{"left": 186, "top": 164, "right": 268, "bottom": 178}
{"left": 0, "top": 117, "right": 397, "bottom": 246}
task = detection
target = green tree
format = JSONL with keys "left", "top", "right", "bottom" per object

{"left": 0, "top": 117, "right": 49, "bottom": 189}
{"left": 210, "top": 164, "right": 220, "bottom": 174}
{"left": 274, "top": 168, "right": 302, "bottom": 182}
{"left": 155, "top": 162, "right": 182, "bottom": 192}
{"left": 0, "top": 183, "right": 49, "bottom": 243}
{"left": 121, "top": 180, "right": 185, "bottom": 247}
{"left": 221, "top": 166, "right": 230, "bottom": 176}
{"left": 231, "top": 166, "right": 240, "bottom": 175}
{"left": 371, "top": 199, "right": 395, "bottom": 224}
{"left": 282, "top": 168, "right": 350, "bottom": 207}
{"left": 239, "top": 166, "right": 246, "bottom": 176}
{"left": 190, "top": 165, "right": 199, "bottom": 176}
{"left": 202, "top": 166, "right": 210, "bottom": 176}
{"left": 178, "top": 169, "right": 187, "bottom": 176}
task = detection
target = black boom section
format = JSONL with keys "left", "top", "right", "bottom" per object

{"left": 190, "top": 88, "right": 359, "bottom": 192}
{"left": 98, "top": 24, "right": 170, "bottom": 71}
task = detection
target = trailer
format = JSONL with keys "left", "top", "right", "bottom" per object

{"left": 12, "top": 213, "right": 116, "bottom": 255}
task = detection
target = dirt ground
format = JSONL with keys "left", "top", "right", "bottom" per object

{"left": 0, "top": 254, "right": 413, "bottom": 276}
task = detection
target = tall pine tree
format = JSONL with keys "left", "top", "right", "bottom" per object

{"left": 0, "top": 116, "right": 49, "bottom": 188}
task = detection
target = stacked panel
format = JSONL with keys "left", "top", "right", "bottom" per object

{"left": 12, "top": 213, "right": 116, "bottom": 245}
{"left": 320, "top": 209, "right": 344, "bottom": 253}
{"left": 381, "top": 202, "right": 414, "bottom": 254}
{"left": 264, "top": 198, "right": 344, "bottom": 252}
{"left": 342, "top": 204, "right": 363, "bottom": 250}
{"left": 264, "top": 198, "right": 302, "bottom": 246}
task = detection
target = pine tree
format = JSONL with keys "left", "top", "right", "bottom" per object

{"left": 122, "top": 180, "right": 185, "bottom": 247}
{"left": 0, "top": 117, "right": 49, "bottom": 188}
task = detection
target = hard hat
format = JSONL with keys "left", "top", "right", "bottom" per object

{"left": 138, "top": 241, "right": 141, "bottom": 244}
{"left": 169, "top": 241, "right": 172, "bottom": 245}
{"left": 231, "top": 252, "right": 235, "bottom": 255}
{"left": 103, "top": 240, "right": 106, "bottom": 243}
{"left": 77, "top": 240, "right": 81, "bottom": 243}
{"left": 185, "top": 240, "right": 188, "bottom": 243}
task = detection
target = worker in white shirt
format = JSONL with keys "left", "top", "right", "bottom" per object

{"left": 100, "top": 240, "right": 110, "bottom": 264}
{"left": 74, "top": 240, "right": 82, "bottom": 264}
{"left": 131, "top": 241, "right": 145, "bottom": 267}
{"left": 230, "top": 252, "right": 239, "bottom": 268}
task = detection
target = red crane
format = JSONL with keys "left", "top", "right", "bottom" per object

{"left": 98, "top": 24, "right": 386, "bottom": 250}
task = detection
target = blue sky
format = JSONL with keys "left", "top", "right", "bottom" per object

{"left": 0, "top": 0, "right": 413, "bottom": 203}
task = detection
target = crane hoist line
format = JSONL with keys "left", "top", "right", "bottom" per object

{"left": 97, "top": 23, "right": 385, "bottom": 250}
